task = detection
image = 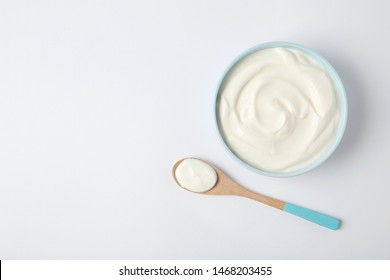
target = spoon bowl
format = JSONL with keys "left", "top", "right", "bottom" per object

{"left": 172, "top": 157, "right": 340, "bottom": 230}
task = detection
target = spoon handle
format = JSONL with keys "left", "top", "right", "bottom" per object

{"left": 235, "top": 187, "right": 340, "bottom": 230}
{"left": 283, "top": 203, "right": 340, "bottom": 230}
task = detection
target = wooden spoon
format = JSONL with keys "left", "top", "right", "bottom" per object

{"left": 172, "top": 158, "right": 340, "bottom": 230}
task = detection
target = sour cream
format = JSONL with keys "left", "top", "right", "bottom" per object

{"left": 175, "top": 158, "right": 217, "bottom": 192}
{"left": 216, "top": 46, "right": 342, "bottom": 174}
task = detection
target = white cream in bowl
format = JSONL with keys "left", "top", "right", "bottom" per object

{"left": 216, "top": 45, "right": 345, "bottom": 175}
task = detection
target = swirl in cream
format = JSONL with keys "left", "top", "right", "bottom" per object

{"left": 217, "top": 47, "right": 341, "bottom": 173}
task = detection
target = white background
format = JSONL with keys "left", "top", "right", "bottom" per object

{"left": 0, "top": 0, "right": 389, "bottom": 259}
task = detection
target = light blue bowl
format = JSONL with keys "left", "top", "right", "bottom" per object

{"left": 214, "top": 42, "right": 348, "bottom": 178}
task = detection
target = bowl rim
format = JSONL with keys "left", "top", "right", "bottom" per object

{"left": 213, "top": 41, "right": 348, "bottom": 178}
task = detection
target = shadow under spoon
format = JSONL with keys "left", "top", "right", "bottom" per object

{"left": 172, "top": 158, "right": 340, "bottom": 230}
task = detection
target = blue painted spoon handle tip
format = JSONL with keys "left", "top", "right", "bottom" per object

{"left": 283, "top": 203, "right": 340, "bottom": 230}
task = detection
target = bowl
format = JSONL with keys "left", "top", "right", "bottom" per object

{"left": 214, "top": 42, "right": 348, "bottom": 177}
